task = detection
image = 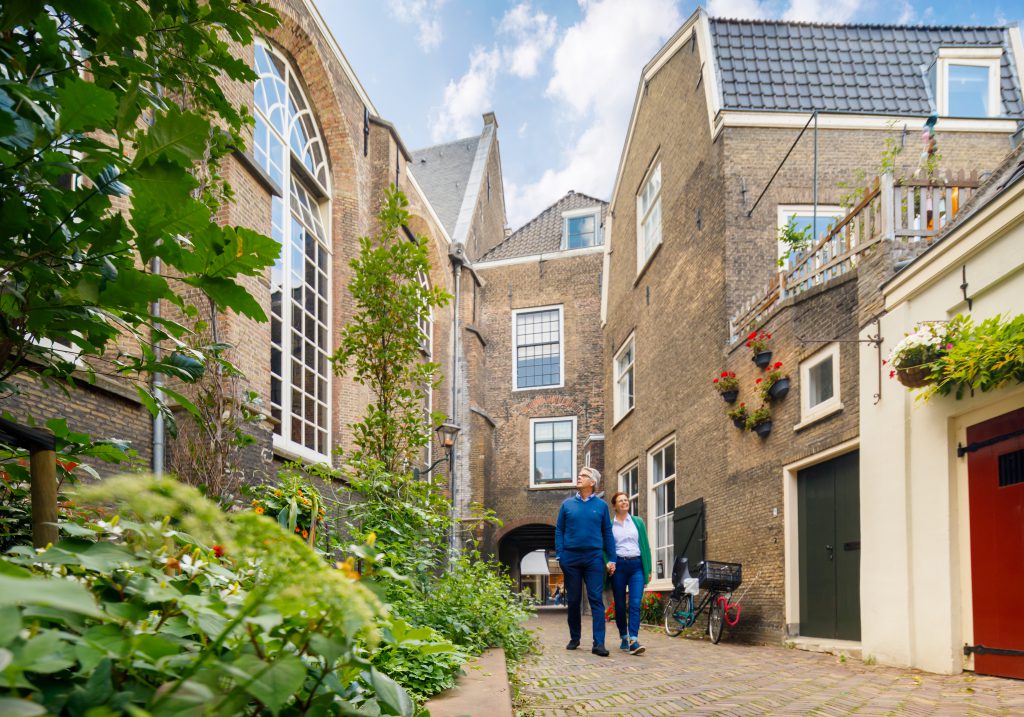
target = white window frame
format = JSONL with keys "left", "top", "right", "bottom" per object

{"left": 613, "top": 334, "right": 635, "bottom": 424}
{"left": 776, "top": 205, "right": 845, "bottom": 271}
{"left": 647, "top": 435, "right": 676, "bottom": 590}
{"left": 529, "top": 416, "right": 577, "bottom": 489}
{"left": 618, "top": 461, "right": 640, "bottom": 517}
{"left": 561, "top": 207, "right": 601, "bottom": 250}
{"left": 512, "top": 304, "right": 564, "bottom": 391}
{"left": 255, "top": 40, "right": 333, "bottom": 465}
{"left": 797, "top": 342, "right": 842, "bottom": 429}
{"left": 636, "top": 161, "right": 662, "bottom": 274}
{"left": 937, "top": 48, "right": 1002, "bottom": 118}
{"left": 417, "top": 270, "right": 433, "bottom": 357}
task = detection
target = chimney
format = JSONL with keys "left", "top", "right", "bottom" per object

{"left": 482, "top": 111, "right": 498, "bottom": 128}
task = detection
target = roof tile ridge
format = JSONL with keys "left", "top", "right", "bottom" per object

{"left": 410, "top": 134, "right": 482, "bottom": 155}
{"left": 708, "top": 17, "right": 1011, "bottom": 32}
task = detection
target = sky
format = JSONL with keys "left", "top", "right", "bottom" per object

{"left": 321, "top": 0, "right": 1024, "bottom": 230}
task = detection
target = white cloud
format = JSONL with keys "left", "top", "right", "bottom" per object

{"left": 388, "top": 0, "right": 446, "bottom": 52}
{"left": 707, "top": 0, "right": 770, "bottom": 19}
{"left": 896, "top": 1, "right": 914, "bottom": 24}
{"left": 517, "top": 121, "right": 529, "bottom": 138}
{"left": 430, "top": 47, "right": 501, "bottom": 142}
{"left": 505, "top": 0, "right": 681, "bottom": 227}
{"left": 499, "top": 3, "right": 558, "bottom": 79}
{"left": 783, "top": 0, "right": 865, "bottom": 23}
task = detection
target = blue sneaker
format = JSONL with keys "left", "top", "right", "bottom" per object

{"left": 629, "top": 640, "right": 645, "bottom": 656}
{"left": 619, "top": 637, "right": 629, "bottom": 650}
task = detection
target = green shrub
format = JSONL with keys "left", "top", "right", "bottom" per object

{"left": 0, "top": 475, "right": 416, "bottom": 717}
{"left": 371, "top": 619, "right": 466, "bottom": 701}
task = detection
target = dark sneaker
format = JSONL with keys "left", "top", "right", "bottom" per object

{"left": 592, "top": 645, "right": 609, "bottom": 657}
{"left": 566, "top": 639, "right": 580, "bottom": 650}
{"left": 629, "top": 641, "right": 645, "bottom": 656}
{"left": 619, "top": 637, "right": 630, "bottom": 650}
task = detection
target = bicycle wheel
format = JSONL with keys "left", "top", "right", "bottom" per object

{"left": 708, "top": 596, "right": 725, "bottom": 644}
{"left": 663, "top": 594, "right": 692, "bottom": 637}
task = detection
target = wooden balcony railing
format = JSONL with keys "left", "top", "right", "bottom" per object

{"left": 729, "top": 171, "right": 980, "bottom": 341}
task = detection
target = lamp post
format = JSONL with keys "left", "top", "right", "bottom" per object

{"left": 412, "top": 420, "right": 460, "bottom": 481}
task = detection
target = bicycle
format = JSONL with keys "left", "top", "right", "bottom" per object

{"left": 662, "top": 557, "right": 742, "bottom": 644}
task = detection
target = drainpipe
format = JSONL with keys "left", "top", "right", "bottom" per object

{"left": 448, "top": 242, "right": 466, "bottom": 558}
{"left": 150, "top": 257, "right": 164, "bottom": 477}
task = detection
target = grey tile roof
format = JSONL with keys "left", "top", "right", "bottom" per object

{"left": 709, "top": 19, "right": 1024, "bottom": 117}
{"left": 480, "top": 191, "right": 607, "bottom": 262}
{"left": 409, "top": 136, "right": 481, "bottom": 237}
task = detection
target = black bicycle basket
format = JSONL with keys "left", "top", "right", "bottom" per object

{"left": 696, "top": 560, "right": 742, "bottom": 592}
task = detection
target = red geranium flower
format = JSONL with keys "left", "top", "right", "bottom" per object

{"left": 773, "top": 361, "right": 782, "bottom": 370}
{"left": 755, "top": 378, "right": 762, "bottom": 384}
{"left": 713, "top": 378, "right": 719, "bottom": 384}
{"left": 212, "top": 545, "right": 225, "bottom": 558}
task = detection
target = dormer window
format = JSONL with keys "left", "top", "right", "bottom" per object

{"left": 562, "top": 208, "right": 601, "bottom": 249}
{"left": 936, "top": 48, "right": 1002, "bottom": 118}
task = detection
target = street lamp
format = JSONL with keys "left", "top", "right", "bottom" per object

{"left": 412, "top": 420, "right": 460, "bottom": 480}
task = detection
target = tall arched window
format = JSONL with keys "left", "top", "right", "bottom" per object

{"left": 253, "top": 42, "right": 331, "bottom": 461}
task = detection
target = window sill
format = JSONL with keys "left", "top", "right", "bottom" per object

{"left": 512, "top": 383, "right": 565, "bottom": 393}
{"left": 529, "top": 483, "right": 575, "bottom": 491}
{"left": 611, "top": 406, "right": 634, "bottom": 429}
{"left": 793, "top": 402, "right": 844, "bottom": 432}
{"left": 646, "top": 579, "right": 673, "bottom": 592}
{"left": 272, "top": 436, "right": 333, "bottom": 467}
{"left": 633, "top": 241, "right": 662, "bottom": 287}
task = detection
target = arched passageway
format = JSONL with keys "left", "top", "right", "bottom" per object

{"left": 497, "top": 523, "right": 563, "bottom": 604}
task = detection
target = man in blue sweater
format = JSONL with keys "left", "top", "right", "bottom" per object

{"left": 555, "top": 466, "right": 616, "bottom": 656}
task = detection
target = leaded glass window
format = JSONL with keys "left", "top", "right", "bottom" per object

{"left": 514, "top": 306, "right": 562, "bottom": 390}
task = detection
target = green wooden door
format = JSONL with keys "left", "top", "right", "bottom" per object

{"left": 798, "top": 451, "right": 860, "bottom": 640}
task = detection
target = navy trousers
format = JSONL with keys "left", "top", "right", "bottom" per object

{"left": 612, "top": 556, "right": 644, "bottom": 640}
{"left": 561, "top": 550, "right": 606, "bottom": 646}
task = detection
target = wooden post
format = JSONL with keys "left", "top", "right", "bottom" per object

{"left": 0, "top": 417, "right": 58, "bottom": 549}
{"left": 30, "top": 445, "right": 58, "bottom": 548}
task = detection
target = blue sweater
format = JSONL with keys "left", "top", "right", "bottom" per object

{"left": 555, "top": 494, "right": 615, "bottom": 560}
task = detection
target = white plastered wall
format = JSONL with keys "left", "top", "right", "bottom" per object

{"left": 858, "top": 185, "right": 1024, "bottom": 673}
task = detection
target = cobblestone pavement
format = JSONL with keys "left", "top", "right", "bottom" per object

{"left": 515, "top": 610, "right": 1024, "bottom": 716}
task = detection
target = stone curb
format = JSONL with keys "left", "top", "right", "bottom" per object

{"left": 423, "top": 647, "right": 513, "bottom": 717}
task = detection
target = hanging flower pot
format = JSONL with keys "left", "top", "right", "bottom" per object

{"left": 746, "top": 330, "right": 772, "bottom": 368}
{"left": 753, "top": 420, "right": 773, "bottom": 438}
{"left": 727, "top": 403, "right": 749, "bottom": 430}
{"left": 713, "top": 371, "right": 739, "bottom": 402}
{"left": 768, "top": 377, "right": 790, "bottom": 400}
{"left": 895, "top": 365, "right": 933, "bottom": 388}
{"left": 743, "top": 405, "right": 771, "bottom": 438}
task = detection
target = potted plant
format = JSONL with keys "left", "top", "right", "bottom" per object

{"left": 713, "top": 371, "right": 740, "bottom": 403}
{"left": 727, "top": 403, "right": 749, "bottom": 429}
{"left": 886, "top": 321, "right": 952, "bottom": 389}
{"left": 745, "top": 405, "right": 772, "bottom": 438}
{"left": 746, "top": 331, "right": 773, "bottom": 368}
{"left": 759, "top": 361, "right": 791, "bottom": 401}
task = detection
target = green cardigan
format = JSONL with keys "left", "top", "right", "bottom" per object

{"left": 606, "top": 514, "right": 653, "bottom": 585}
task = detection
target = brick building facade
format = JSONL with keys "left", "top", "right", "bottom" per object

{"left": 603, "top": 9, "right": 1023, "bottom": 643}
{"left": 470, "top": 192, "right": 608, "bottom": 581}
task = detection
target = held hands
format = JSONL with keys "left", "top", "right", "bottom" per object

{"left": 606, "top": 561, "right": 616, "bottom": 575}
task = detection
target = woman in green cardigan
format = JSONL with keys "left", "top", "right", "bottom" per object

{"left": 609, "top": 491, "right": 652, "bottom": 655}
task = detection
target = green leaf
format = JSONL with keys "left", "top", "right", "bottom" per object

{"left": 0, "top": 606, "right": 21, "bottom": 646}
{"left": 52, "top": 0, "right": 115, "bottom": 32}
{"left": 186, "top": 276, "right": 268, "bottom": 321}
{"left": 0, "top": 698, "right": 46, "bottom": 716}
{"left": 55, "top": 78, "right": 117, "bottom": 132}
{"left": 16, "top": 629, "right": 75, "bottom": 673}
{"left": 0, "top": 573, "right": 105, "bottom": 619}
{"left": 235, "top": 653, "right": 307, "bottom": 714}
{"left": 134, "top": 109, "right": 210, "bottom": 167}
{"left": 370, "top": 667, "right": 415, "bottom": 717}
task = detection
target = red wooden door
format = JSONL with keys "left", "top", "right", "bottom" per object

{"left": 967, "top": 407, "right": 1024, "bottom": 679}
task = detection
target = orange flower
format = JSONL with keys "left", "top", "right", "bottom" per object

{"left": 254, "top": 506, "right": 264, "bottom": 515}
{"left": 301, "top": 530, "right": 309, "bottom": 539}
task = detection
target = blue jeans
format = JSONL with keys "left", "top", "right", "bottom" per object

{"left": 612, "top": 556, "right": 644, "bottom": 640}
{"left": 560, "top": 550, "right": 606, "bottom": 646}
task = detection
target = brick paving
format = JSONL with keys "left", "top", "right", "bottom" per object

{"left": 515, "top": 610, "right": 1024, "bottom": 716}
